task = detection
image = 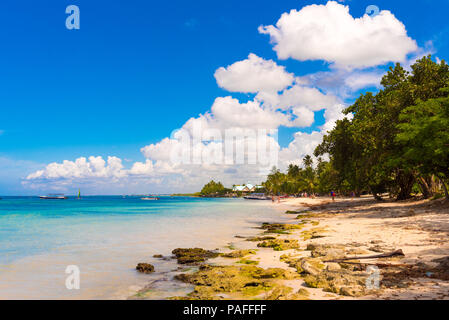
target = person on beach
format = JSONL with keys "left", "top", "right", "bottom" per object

{"left": 331, "top": 191, "right": 336, "bottom": 201}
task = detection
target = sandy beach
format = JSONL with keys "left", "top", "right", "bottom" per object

{"left": 139, "top": 197, "right": 449, "bottom": 300}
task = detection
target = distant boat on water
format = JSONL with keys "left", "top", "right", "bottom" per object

{"left": 141, "top": 196, "right": 159, "bottom": 200}
{"left": 40, "top": 194, "right": 68, "bottom": 200}
{"left": 243, "top": 193, "right": 270, "bottom": 200}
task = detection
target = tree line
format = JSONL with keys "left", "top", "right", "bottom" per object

{"left": 263, "top": 56, "right": 449, "bottom": 201}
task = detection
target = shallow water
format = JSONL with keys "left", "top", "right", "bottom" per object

{"left": 0, "top": 196, "right": 281, "bottom": 299}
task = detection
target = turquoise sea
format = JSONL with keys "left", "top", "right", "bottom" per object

{"left": 0, "top": 196, "right": 281, "bottom": 299}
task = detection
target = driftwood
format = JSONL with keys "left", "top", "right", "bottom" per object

{"left": 324, "top": 249, "right": 405, "bottom": 263}
{"left": 331, "top": 261, "right": 412, "bottom": 269}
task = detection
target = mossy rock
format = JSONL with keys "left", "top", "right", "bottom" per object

{"left": 300, "top": 228, "right": 328, "bottom": 240}
{"left": 257, "top": 239, "right": 300, "bottom": 251}
{"left": 173, "top": 265, "right": 283, "bottom": 299}
{"left": 297, "top": 288, "right": 310, "bottom": 296}
{"left": 326, "top": 263, "right": 342, "bottom": 272}
{"left": 261, "top": 223, "right": 303, "bottom": 233}
{"left": 246, "top": 236, "right": 276, "bottom": 242}
{"left": 136, "top": 263, "right": 155, "bottom": 274}
{"left": 300, "top": 258, "right": 326, "bottom": 276}
{"left": 303, "top": 270, "right": 368, "bottom": 297}
{"left": 279, "top": 254, "right": 303, "bottom": 272}
{"left": 238, "top": 259, "right": 259, "bottom": 265}
{"left": 172, "top": 248, "right": 219, "bottom": 265}
{"left": 264, "top": 285, "right": 312, "bottom": 300}
{"left": 250, "top": 267, "right": 299, "bottom": 280}
{"left": 289, "top": 288, "right": 311, "bottom": 300}
{"left": 221, "top": 249, "right": 256, "bottom": 258}
{"left": 306, "top": 244, "right": 346, "bottom": 260}
{"left": 173, "top": 264, "right": 301, "bottom": 300}
{"left": 264, "top": 285, "right": 293, "bottom": 300}
{"left": 264, "top": 229, "right": 291, "bottom": 235}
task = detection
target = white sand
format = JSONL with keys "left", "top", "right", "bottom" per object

{"left": 219, "top": 196, "right": 449, "bottom": 300}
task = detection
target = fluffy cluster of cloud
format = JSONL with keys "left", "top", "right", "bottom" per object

{"left": 25, "top": 1, "right": 420, "bottom": 193}
{"left": 258, "top": 1, "right": 417, "bottom": 69}
{"left": 214, "top": 53, "right": 294, "bottom": 93}
{"left": 27, "top": 156, "right": 128, "bottom": 180}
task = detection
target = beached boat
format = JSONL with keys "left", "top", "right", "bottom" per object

{"left": 243, "top": 193, "right": 270, "bottom": 200}
{"left": 40, "top": 194, "right": 68, "bottom": 200}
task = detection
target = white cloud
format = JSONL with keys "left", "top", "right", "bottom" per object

{"left": 279, "top": 131, "right": 324, "bottom": 168}
{"left": 210, "top": 96, "right": 289, "bottom": 129}
{"left": 258, "top": 1, "right": 418, "bottom": 69}
{"left": 129, "top": 160, "right": 154, "bottom": 176}
{"left": 344, "top": 72, "right": 384, "bottom": 91}
{"left": 214, "top": 53, "right": 294, "bottom": 93}
{"left": 26, "top": 156, "right": 127, "bottom": 180}
{"left": 257, "top": 84, "right": 339, "bottom": 111}
{"left": 321, "top": 103, "right": 350, "bottom": 133}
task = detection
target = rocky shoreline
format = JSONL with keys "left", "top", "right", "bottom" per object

{"left": 132, "top": 197, "right": 449, "bottom": 300}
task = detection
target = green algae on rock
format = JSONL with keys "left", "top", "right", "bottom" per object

{"left": 237, "top": 258, "right": 259, "bottom": 265}
{"left": 246, "top": 236, "right": 277, "bottom": 242}
{"left": 136, "top": 263, "right": 155, "bottom": 274}
{"left": 257, "top": 239, "right": 300, "bottom": 251}
{"left": 172, "top": 265, "right": 299, "bottom": 300}
{"left": 221, "top": 250, "right": 256, "bottom": 258}
{"left": 264, "top": 285, "right": 312, "bottom": 300}
{"left": 261, "top": 223, "right": 303, "bottom": 234}
{"left": 300, "top": 257, "right": 326, "bottom": 276}
{"left": 172, "top": 248, "right": 219, "bottom": 265}
{"left": 263, "top": 285, "right": 293, "bottom": 300}
{"left": 173, "top": 265, "right": 271, "bottom": 299}
{"left": 300, "top": 227, "right": 328, "bottom": 240}
{"left": 306, "top": 243, "right": 347, "bottom": 260}
{"left": 303, "top": 269, "right": 370, "bottom": 297}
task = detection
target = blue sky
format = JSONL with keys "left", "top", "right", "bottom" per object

{"left": 1, "top": 0, "right": 449, "bottom": 195}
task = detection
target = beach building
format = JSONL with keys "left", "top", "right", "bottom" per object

{"left": 232, "top": 184, "right": 264, "bottom": 193}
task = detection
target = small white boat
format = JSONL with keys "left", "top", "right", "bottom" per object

{"left": 40, "top": 194, "right": 68, "bottom": 200}
{"left": 141, "top": 197, "right": 159, "bottom": 201}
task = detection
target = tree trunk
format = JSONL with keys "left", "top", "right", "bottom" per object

{"left": 417, "top": 176, "right": 433, "bottom": 199}
{"left": 439, "top": 177, "right": 449, "bottom": 200}
{"left": 369, "top": 186, "right": 383, "bottom": 201}
{"left": 396, "top": 171, "right": 415, "bottom": 201}
{"left": 430, "top": 175, "right": 440, "bottom": 194}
